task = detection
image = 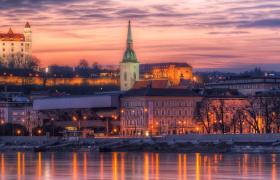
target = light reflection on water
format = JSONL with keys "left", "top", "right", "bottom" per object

{"left": 0, "top": 152, "right": 279, "bottom": 180}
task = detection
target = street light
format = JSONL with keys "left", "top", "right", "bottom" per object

{"left": 16, "top": 129, "right": 21, "bottom": 136}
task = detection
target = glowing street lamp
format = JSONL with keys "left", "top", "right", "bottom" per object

{"left": 38, "top": 129, "right": 42, "bottom": 135}
{"left": 16, "top": 129, "right": 21, "bottom": 136}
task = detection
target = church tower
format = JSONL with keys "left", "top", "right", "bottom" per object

{"left": 120, "top": 20, "right": 139, "bottom": 91}
{"left": 23, "top": 22, "right": 32, "bottom": 56}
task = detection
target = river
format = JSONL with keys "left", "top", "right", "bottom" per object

{"left": 0, "top": 152, "right": 278, "bottom": 179}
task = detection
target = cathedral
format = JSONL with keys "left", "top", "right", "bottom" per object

{"left": 0, "top": 22, "right": 32, "bottom": 67}
{"left": 120, "top": 21, "right": 139, "bottom": 91}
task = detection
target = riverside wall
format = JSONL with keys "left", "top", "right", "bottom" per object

{"left": 1, "top": 134, "right": 280, "bottom": 153}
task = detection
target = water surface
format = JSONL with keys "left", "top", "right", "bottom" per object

{"left": 0, "top": 152, "right": 279, "bottom": 179}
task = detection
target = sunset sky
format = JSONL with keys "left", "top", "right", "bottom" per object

{"left": 0, "top": 0, "right": 280, "bottom": 71}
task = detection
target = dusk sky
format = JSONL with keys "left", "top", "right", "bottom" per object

{"left": 0, "top": 0, "right": 280, "bottom": 70}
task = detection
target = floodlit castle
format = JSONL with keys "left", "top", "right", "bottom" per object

{"left": 120, "top": 20, "right": 140, "bottom": 91}
{"left": 0, "top": 22, "right": 32, "bottom": 67}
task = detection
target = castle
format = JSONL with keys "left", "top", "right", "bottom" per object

{"left": 0, "top": 22, "right": 32, "bottom": 68}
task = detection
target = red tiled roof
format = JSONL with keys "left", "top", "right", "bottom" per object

{"left": 132, "top": 80, "right": 170, "bottom": 89}
{"left": 0, "top": 28, "right": 25, "bottom": 41}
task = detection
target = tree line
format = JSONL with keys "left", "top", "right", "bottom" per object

{"left": 195, "top": 93, "right": 280, "bottom": 134}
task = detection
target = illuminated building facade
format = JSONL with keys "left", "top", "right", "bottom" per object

{"left": 120, "top": 88, "right": 202, "bottom": 136}
{"left": 120, "top": 21, "right": 139, "bottom": 91}
{"left": 0, "top": 22, "right": 32, "bottom": 66}
{"left": 205, "top": 77, "right": 280, "bottom": 95}
{"left": 141, "top": 63, "right": 193, "bottom": 86}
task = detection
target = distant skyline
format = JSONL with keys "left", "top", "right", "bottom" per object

{"left": 0, "top": 0, "right": 280, "bottom": 70}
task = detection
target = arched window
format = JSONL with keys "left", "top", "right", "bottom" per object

{"left": 124, "top": 72, "right": 127, "bottom": 81}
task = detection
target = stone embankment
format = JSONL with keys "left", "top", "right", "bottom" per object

{"left": 1, "top": 134, "right": 280, "bottom": 153}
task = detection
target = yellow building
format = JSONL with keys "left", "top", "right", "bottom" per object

{"left": 141, "top": 63, "right": 193, "bottom": 86}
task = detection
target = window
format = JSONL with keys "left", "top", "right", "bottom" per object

{"left": 11, "top": 43, "right": 14, "bottom": 46}
{"left": 124, "top": 72, "right": 127, "bottom": 81}
{"left": 133, "top": 72, "right": 136, "bottom": 80}
{"left": 2, "top": 43, "right": 5, "bottom": 46}
{"left": 2, "top": 48, "right": 5, "bottom": 52}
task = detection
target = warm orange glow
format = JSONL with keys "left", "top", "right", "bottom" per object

{"left": 37, "top": 152, "right": 42, "bottom": 178}
{"left": 178, "top": 153, "right": 182, "bottom": 180}
{"left": 196, "top": 153, "right": 201, "bottom": 180}
{"left": 17, "top": 152, "right": 21, "bottom": 179}
{"left": 0, "top": 76, "right": 119, "bottom": 87}
{"left": 73, "top": 152, "right": 78, "bottom": 180}
{"left": 100, "top": 153, "right": 104, "bottom": 180}
{"left": 272, "top": 154, "right": 276, "bottom": 180}
{"left": 183, "top": 154, "right": 187, "bottom": 180}
{"left": 72, "top": 116, "right": 77, "bottom": 121}
{"left": 16, "top": 129, "right": 21, "bottom": 136}
{"left": 155, "top": 153, "right": 159, "bottom": 180}
{"left": 83, "top": 152, "right": 87, "bottom": 179}
{"left": 144, "top": 153, "right": 149, "bottom": 180}
{"left": 22, "top": 153, "right": 25, "bottom": 177}
{"left": 112, "top": 152, "right": 118, "bottom": 180}
{"left": 1, "top": 153, "right": 4, "bottom": 178}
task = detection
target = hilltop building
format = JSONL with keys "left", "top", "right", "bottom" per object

{"left": 120, "top": 21, "right": 139, "bottom": 91}
{"left": 0, "top": 22, "right": 32, "bottom": 67}
{"left": 140, "top": 63, "right": 193, "bottom": 86}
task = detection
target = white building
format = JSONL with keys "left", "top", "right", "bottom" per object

{"left": 120, "top": 21, "right": 139, "bottom": 91}
{"left": 205, "top": 77, "right": 280, "bottom": 95}
{"left": 0, "top": 22, "right": 32, "bottom": 67}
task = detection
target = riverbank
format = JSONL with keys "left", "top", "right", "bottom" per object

{"left": 1, "top": 134, "right": 280, "bottom": 153}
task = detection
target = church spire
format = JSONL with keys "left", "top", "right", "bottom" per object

{"left": 122, "top": 20, "right": 138, "bottom": 63}
{"left": 127, "top": 20, "right": 133, "bottom": 49}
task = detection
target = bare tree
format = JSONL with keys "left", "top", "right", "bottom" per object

{"left": 212, "top": 99, "right": 227, "bottom": 134}
{"left": 195, "top": 98, "right": 213, "bottom": 134}
{"left": 244, "top": 97, "right": 261, "bottom": 133}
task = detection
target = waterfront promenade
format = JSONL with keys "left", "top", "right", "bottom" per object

{"left": 1, "top": 134, "right": 280, "bottom": 153}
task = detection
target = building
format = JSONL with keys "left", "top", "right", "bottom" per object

{"left": 205, "top": 76, "right": 280, "bottom": 95}
{"left": 33, "top": 94, "right": 121, "bottom": 135}
{"left": 120, "top": 21, "right": 139, "bottom": 91}
{"left": 0, "top": 92, "right": 39, "bottom": 132}
{"left": 0, "top": 22, "right": 32, "bottom": 67}
{"left": 120, "top": 88, "right": 202, "bottom": 136}
{"left": 141, "top": 63, "right": 193, "bottom": 86}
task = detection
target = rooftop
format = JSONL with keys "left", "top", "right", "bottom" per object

{"left": 123, "top": 88, "right": 200, "bottom": 97}
{"left": 0, "top": 28, "right": 25, "bottom": 41}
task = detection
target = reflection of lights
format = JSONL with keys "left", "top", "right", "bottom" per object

{"left": 145, "top": 131, "right": 149, "bottom": 137}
